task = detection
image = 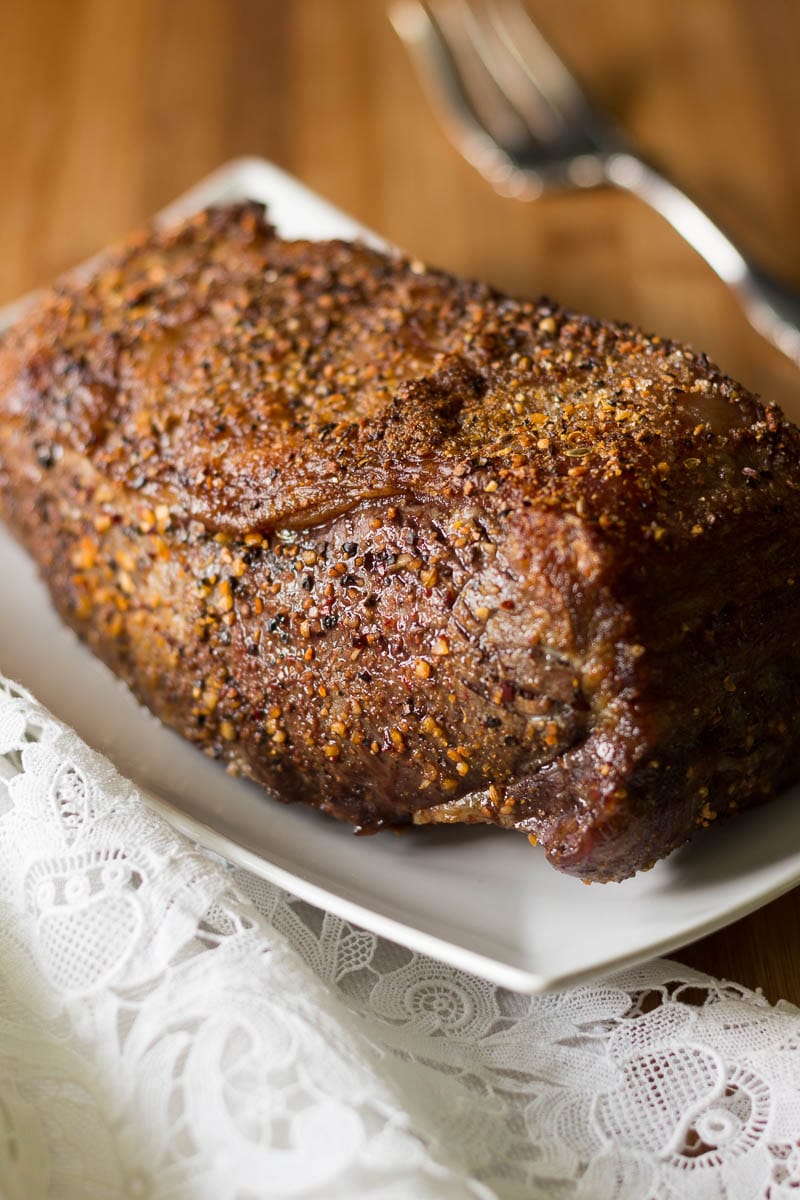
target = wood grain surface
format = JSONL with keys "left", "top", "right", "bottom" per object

{"left": 1, "top": 0, "right": 799, "bottom": 1001}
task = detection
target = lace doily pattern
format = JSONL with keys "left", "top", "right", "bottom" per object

{"left": 0, "top": 673, "right": 798, "bottom": 1200}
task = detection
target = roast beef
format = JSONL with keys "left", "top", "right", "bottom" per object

{"left": 1, "top": 201, "right": 799, "bottom": 880}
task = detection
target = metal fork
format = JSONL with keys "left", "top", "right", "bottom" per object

{"left": 390, "top": 0, "right": 800, "bottom": 367}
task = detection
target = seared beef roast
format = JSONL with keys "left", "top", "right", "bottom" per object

{"left": 1, "top": 202, "right": 799, "bottom": 881}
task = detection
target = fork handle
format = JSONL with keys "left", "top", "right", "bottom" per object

{"left": 605, "top": 153, "right": 800, "bottom": 366}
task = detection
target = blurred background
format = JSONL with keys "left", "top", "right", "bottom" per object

{"left": 2, "top": 0, "right": 799, "bottom": 414}
{"left": 1, "top": 0, "right": 799, "bottom": 995}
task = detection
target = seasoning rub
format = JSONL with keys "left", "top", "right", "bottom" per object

{"left": 1, "top": 202, "right": 799, "bottom": 881}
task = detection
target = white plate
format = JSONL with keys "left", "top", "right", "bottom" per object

{"left": 2, "top": 156, "right": 799, "bottom": 994}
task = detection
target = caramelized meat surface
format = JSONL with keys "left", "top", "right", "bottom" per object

{"left": 1, "top": 202, "right": 799, "bottom": 881}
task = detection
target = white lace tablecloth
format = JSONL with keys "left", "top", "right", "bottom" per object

{"left": 1, "top": 673, "right": 800, "bottom": 1199}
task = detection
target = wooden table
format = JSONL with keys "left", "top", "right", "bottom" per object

{"left": 2, "top": 0, "right": 799, "bottom": 1001}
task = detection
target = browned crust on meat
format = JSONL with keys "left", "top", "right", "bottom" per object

{"left": 1, "top": 201, "right": 799, "bottom": 880}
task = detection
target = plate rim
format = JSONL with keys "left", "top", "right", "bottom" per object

{"left": 139, "top": 779, "right": 800, "bottom": 994}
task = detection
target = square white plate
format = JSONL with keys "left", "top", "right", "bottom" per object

{"left": 2, "top": 156, "right": 799, "bottom": 993}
